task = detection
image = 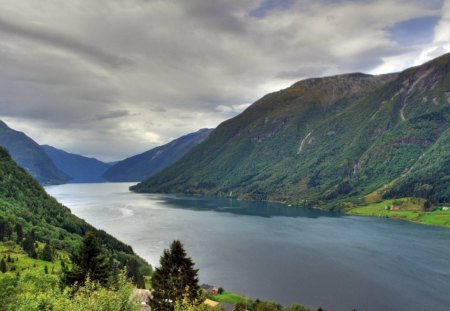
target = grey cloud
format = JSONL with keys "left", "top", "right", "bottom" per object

{"left": 150, "top": 106, "right": 167, "bottom": 113}
{"left": 0, "top": 15, "right": 132, "bottom": 68}
{"left": 95, "top": 110, "right": 130, "bottom": 121}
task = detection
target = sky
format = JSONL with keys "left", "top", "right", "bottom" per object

{"left": 0, "top": 0, "right": 449, "bottom": 161}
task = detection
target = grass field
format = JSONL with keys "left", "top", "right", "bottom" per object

{"left": 0, "top": 241, "right": 69, "bottom": 277}
{"left": 347, "top": 198, "right": 450, "bottom": 227}
{"left": 203, "top": 289, "right": 249, "bottom": 305}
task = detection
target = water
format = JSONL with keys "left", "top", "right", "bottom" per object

{"left": 45, "top": 183, "right": 450, "bottom": 311}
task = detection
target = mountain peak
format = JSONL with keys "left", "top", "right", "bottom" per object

{"left": 0, "top": 122, "right": 68, "bottom": 185}
{"left": 0, "top": 120, "right": 10, "bottom": 129}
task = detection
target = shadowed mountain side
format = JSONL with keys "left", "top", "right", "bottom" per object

{"left": 0, "top": 120, "right": 68, "bottom": 185}
{"left": 104, "top": 128, "right": 213, "bottom": 182}
{"left": 42, "top": 145, "right": 111, "bottom": 183}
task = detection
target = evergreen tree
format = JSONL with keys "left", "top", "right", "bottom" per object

{"left": 22, "top": 231, "right": 37, "bottom": 258}
{"left": 0, "top": 258, "right": 6, "bottom": 273}
{"left": 0, "top": 219, "right": 12, "bottom": 241}
{"left": 42, "top": 243, "right": 53, "bottom": 262}
{"left": 126, "top": 257, "right": 145, "bottom": 289}
{"left": 62, "top": 231, "right": 110, "bottom": 286}
{"left": 150, "top": 240, "right": 200, "bottom": 311}
{"left": 14, "top": 223, "right": 23, "bottom": 243}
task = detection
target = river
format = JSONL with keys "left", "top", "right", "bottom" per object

{"left": 45, "top": 183, "right": 450, "bottom": 311}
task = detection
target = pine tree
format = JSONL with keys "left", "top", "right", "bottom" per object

{"left": 150, "top": 240, "right": 200, "bottom": 311}
{"left": 62, "top": 231, "right": 110, "bottom": 286}
{"left": 0, "top": 258, "right": 6, "bottom": 273}
{"left": 42, "top": 243, "right": 53, "bottom": 262}
{"left": 0, "top": 219, "right": 12, "bottom": 241}
{"left": 14, "top": 223, "right": 23, "bottom": 243}
{"left": 22, "top": 231, "right": 37, "bottom": 258}
{"left": 126, "top": 257, "right": 145, "bottom": 289}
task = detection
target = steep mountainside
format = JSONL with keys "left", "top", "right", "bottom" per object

{"left": 0, "top": 121, "right": 68, "bottom": 185}
{"left": 42, "top": 145, "right": 111, "bottom": 183}
{"left": 0, "top": 146, "right": 150, "bottom": 272}
{"left": 132, "top": 53, "right": 450, "bottom": 208}
{"left": 104, "top": 128, "right": 213, "bottom": 182}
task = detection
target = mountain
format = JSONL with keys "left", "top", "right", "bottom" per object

{"left": 131, "top": 53, "right": 450, "bottom": 208}
{"left": 104, "top": 128, "right": 213, "bottom": 182}
{"left": 0, "top": 121, "right": 68, "bottom": 185}
{"left": 42, "top": 145, "right": 111, "bottom": 183}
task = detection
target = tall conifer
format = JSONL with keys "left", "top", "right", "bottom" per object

{"left": 62, "top": 231, "right": 110, "bottom": 286}
{"left": 150, "top": 240, "right": 200, "bottom": 311}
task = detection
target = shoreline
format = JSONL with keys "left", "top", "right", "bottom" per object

{"left": 128, "top": 187, "right": 450, "bottom": 228}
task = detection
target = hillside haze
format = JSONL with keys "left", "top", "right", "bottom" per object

{"left": 42, "top": 145, "right": 111, "bottom": 183}
{"left": 104, "top": 128, "right": 213, "bottom": 182}
{"left": 0, "top": 121, "right": 68, "bottom": 185}
{"left": 132, "top": 53, "right": 450, "bottom": 207}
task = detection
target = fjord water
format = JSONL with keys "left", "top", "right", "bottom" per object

{"left": 46, "top": 183, "right": 450, "bottom": 311}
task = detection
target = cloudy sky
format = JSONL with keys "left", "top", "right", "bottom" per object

{"left": 1, "top": 0, "right": 449, "bottom": 161}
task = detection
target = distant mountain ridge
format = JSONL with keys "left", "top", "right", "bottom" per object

{"left": 42, "top": 145, "right": 111, "bottom": 183}
{"left": 131, "top": 53, "right": 450, "bottom": 207}
{"left": 104, "top": 128, "right": 213, "bottom": 182}
{"left": 0, "top": 120, "right": 68, "bottom": 185}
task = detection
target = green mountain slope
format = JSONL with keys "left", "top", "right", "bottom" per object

{"left": 0, "top": 121, "right": 68, "bottom": 185}
{"left": 0, "top": 146, "right": 150, "bottom": 274}
{"left": 132, "top": 53, "right": 450, "bottom": 208}
{"left": 104, "top": 128, "right": 212, "bottom": 182}
{"left": 42, "top": 145, "right": 111, "bottom": 183}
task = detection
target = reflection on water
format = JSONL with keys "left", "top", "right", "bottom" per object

{"left": 155, "top": 194, "right": 340, "bottom": 218}
{"left": 46, "top": 183, "right": 450, "bottom": 311}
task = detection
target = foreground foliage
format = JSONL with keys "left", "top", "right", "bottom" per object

{"left": 0, "top": 270, "right": 137, "bottom": 311}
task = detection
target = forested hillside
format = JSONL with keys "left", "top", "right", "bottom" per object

{"left": 132, "top": 53, "right": 450, "bottom": 208}
{"left": 0, "top": 147, "right": 150, "bottom": 281}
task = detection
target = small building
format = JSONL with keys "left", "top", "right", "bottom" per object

{"left": 201, "top": 284, "right": 219, "bottom": 295}
{"left": 210, "top": 287, "right": 219, "bottom": 295}
{"left": 204, "top": 299, "right": 220, "bottom": 308}
{"left": 442, "top": 206, "right": 449, "bottom": 211}
{"left": 391, "top": 205, "right": 401, "bottom": 211}
{"left": 201, "top": 284, "right": 214, "bottom": 291}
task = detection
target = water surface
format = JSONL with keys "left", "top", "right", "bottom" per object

{"left": 46, "top": 183, "right": 450, "bottom": 311}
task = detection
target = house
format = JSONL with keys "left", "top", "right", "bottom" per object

{"left": 201, "top": 284, "right": 219, "bottom": 295}
{"left": 391, "top": 205, "right": 401, "bottom": 211}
